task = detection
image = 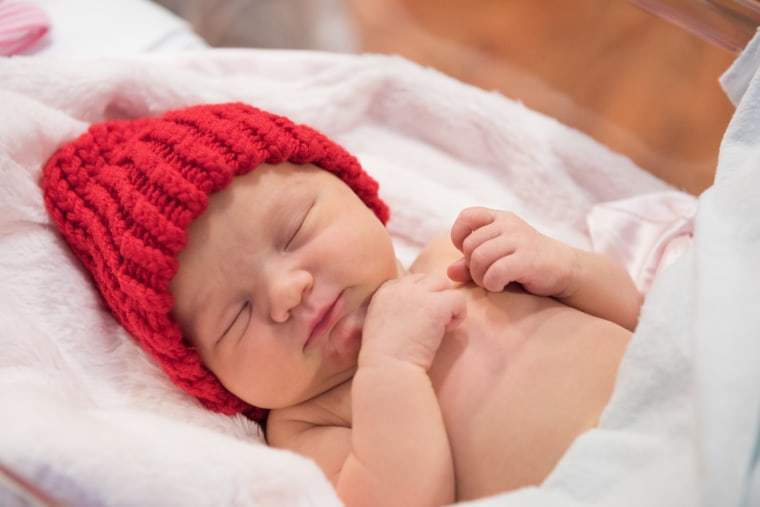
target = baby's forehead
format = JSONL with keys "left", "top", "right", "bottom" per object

{"left": 178, "top": 163, "right": 323, "bottom": 253}
{"left": 228, "top": 162, "right": 329, "bottom": 191}
{"left": 213, "top": 162, "right": 351, "bottom": 207}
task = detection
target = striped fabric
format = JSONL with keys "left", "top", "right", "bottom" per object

{"left": 0, "top": 0, "right": 50, "bottom": 56}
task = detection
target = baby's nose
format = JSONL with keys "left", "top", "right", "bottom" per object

{"left": 267, "top": 268, "right": 313, "bottom": 323}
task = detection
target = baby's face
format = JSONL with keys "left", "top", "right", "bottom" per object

{"left": 169, "top": 163, "right": 399, "bottom": 410}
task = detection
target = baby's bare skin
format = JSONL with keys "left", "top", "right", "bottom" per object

{"left": 268, "top": 236, "right": 631, "bottom": 501}
{"left": 171, "top": 164, "right": 637, "bottom": 505}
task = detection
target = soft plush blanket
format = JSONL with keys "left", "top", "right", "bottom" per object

{"left": 0, "top": 30, "right": 757, "bottom": 506}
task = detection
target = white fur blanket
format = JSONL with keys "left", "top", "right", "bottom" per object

{"left": 0, "top": 36, "right": 757, "bottom": 506}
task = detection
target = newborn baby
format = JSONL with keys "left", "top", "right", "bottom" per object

{"left": 43, "top": 102, "right": 637, "bottom": 505}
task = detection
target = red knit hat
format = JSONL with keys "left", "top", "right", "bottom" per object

{"left": 42, "top": 102, "right": 389, "bottom": 422}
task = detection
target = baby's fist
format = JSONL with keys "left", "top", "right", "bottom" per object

{"left": 448, "top": 207, "right": 574, "bottom": 297}
{"left": 361, "top": 274, "right": 466, "bottom": 370}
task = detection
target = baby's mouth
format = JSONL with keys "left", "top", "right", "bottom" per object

{"left": 305, "top": 291, "right": 344, "bottom": 350}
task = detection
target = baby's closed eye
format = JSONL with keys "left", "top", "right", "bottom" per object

{"left": 220, "top": 300, "right": 252, "bottom": 345}
{"left": 284, "top": 199, "right": 315, "bottom": 251}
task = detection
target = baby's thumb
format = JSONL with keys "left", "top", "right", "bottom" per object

{"left": 443, "top": 291, "right": 467, "bottom": 333}
{"left": 447, "top": 258, "right": 471, "bottom": 283}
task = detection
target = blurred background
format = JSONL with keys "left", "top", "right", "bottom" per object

{"left": 153, "top": 0, "right": 757, "bottom": 195}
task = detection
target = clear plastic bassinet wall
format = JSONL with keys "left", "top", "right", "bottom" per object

{"left": 344, "top": 0, "right": 760, "bottom": 196}
{"left": 155, "top": 0, "right": 759, "bottom": 196}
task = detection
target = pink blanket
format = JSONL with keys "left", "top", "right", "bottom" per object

{"left": 1, "top": 48, "right": 714, "bottom": 506}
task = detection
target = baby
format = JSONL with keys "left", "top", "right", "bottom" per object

{"left": 42, "top": 102, "right": 640, "bottom": 505}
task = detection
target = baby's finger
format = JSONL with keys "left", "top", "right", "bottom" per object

{"left": 467, "top": 235, "right": 516, "bottom": 288}
{"left": 446, "top": 257, "right": 472, "bottom": 283}
{"left": 450, "top": 207, "right": 496, "bottom": 251}
{"left": 439, "top": 290, "right": 467, "bottom": 332}
{"left": 460, "top": 222, "right": 502, "bottom": 261}
{"left": 481, "top": 255, "right": 521, "bottom": 292}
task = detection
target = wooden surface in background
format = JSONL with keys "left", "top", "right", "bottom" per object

{"left": 347, "top": 0, "right": 739, "bottom": 194}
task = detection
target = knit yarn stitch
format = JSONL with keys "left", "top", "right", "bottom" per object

{"left": 42, "top": 102, "right": 389, "bottom": 422}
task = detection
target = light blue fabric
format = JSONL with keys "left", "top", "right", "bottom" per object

{"left": 719, "top": 28, "right": 760, "bottom": 507}
{"left": 721, "top": 28, "right": 760, "bottom": 107}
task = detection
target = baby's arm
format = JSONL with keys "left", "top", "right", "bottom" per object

{"left": 269, "top": 274, "right": 464, "bottom": 507}
{"left": 448, "top": 207, "right": 641, "bottom": 331}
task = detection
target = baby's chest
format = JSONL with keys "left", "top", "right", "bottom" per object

{"left": 424, "top": 288, "right": 602, "bottom": 498}
{"left": 428, "top": 286, "right": 541, "bottom": 413}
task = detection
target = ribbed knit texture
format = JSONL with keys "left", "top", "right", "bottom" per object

{"left": 42, "top": 102, "right": 389, "bottom": 422}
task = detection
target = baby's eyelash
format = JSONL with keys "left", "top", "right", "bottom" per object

{"left": 234, "top": 301, "right": 252, "bottom": 342}
{"left": 220, "top": 301, "right": 250, "bottom": 342}
{"left": 284, "top": 201, "right": 314, "bottom": 250}
{"left": 285, "top": 215, "right": 305, "bottom": 250}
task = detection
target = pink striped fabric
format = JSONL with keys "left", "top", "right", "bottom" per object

{"left": 0, "top": 0, "right": 50, "bottom": 56}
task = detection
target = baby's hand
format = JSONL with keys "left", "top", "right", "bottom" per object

{"left": 448, "top": 207, "right": 576, "bottom": 297}
{"left": 360, "top": 274, "right": 466, "bottom": 371}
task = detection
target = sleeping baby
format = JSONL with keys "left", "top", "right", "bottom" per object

{"left": 42, "top": 102, "right": 639, "bottom": 505}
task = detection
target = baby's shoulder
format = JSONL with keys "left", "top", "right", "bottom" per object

{"left": 266, "top": 380, "right": 352, "bottom": 442}
{"left": 266, "top": 382, "right": 353, "bottom": 483}
{"left": 409, "top": 234, "right": 461, "bottom": 276}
